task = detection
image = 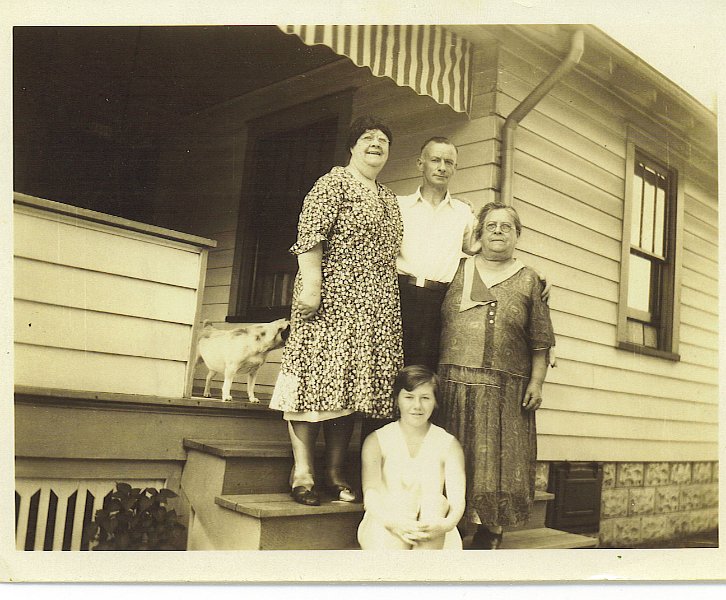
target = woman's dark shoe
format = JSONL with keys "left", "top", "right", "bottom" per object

{"left": 470, "top": 527, "right": 503, "bottom": 550}
{"left": 325, "top": 483, "right": 359, "bottom": 503}
{"left": 291, "top": 485, "right": 320, "bottom": 506}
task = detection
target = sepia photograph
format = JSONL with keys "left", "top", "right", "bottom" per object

{"left": 1, "top": 0, "right": 723, "bottom": 586}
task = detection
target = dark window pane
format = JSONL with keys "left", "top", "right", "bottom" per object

{"left": 653, "top": 175, "right": 667, "bottom": 257}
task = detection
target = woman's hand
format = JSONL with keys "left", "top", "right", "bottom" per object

{"left": 535, "top": 270, "right": 551, "bottom": 302}
{"left": 415, "top": 517, "right": 452, "bottom": 541}
{"left": 522, "top": 381, "right": 543, "bottom": 411}
{"left": 386, "top": 518, "right": 427, "bottom": 546}
{"left": 295, "top": 285, "right": 321, "bottom": 320}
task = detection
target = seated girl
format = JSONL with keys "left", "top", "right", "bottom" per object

{"left": 357, "top": 365, "right": 466, "bottom": 549}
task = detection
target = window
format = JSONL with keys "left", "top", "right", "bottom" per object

{"left": 617, "top": 135, "right": 683, "bottom": 360}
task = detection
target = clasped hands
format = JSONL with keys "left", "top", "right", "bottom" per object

{"left": 387, "top": 516, "right": 450, "bottom": 546}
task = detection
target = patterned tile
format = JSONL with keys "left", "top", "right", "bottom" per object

{"left": 680, "top": 485, "right": 704, "bottom": 511}
{"left": 602, "top": 463, "right": 617, "bottom": 489}
{"left": 617, "top": 462, "right": 644, "bottom": 487}
{"left": 535, "top": 462, "right": 550, "bottom": 492}
{"left": 598, "top": 519, "right": 616, "bottom": 547}
{"left": 665, "top": 513, "right": 690, "bottom": 538}
{"left": 644, "top": 462, "right": 671, "bottom": 486}
{"left": 654, "top": 486, "right": 680, "bottom": 514}
{"left": 692, "top": 462, "right": 713, "bottom": 484}
{"left": 640, "top": 515, "right": 669, "bottom": 542}
{"left": 688, "top": 509, "right": 713, "bottom": 535}
{"left": 601, "top": 488, "right": 629, "bottom": 518}
{"left": 628, "top": 487, "right": 655, "bottom": 516}
{"left": 670, "top": 463, "right": 692, "bottom": 485}
{"left": 611, "top": 517, "right": 642, "bottom": 547}
{"left": 701, "top": 483, "right": 719, "bottom": 508}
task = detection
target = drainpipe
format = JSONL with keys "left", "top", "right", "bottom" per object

{"left": 500, "top": 28, "right": 585, "bottom": 205}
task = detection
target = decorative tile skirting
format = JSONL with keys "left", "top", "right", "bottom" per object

{"left": 597, "top": 460, "right": 718, "bottom": 548}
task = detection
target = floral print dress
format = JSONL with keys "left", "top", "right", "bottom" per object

{"left": 270, "top": 166, "right": 404, "bottom": 419}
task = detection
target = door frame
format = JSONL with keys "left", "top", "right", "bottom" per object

{"left": 226, "top": 89, "right": 355, "bottom": 322}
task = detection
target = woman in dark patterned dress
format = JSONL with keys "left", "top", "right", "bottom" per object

{"left": 438, "top": 202, "right": 555, "bottom": 548}
{"left": 270, "top": 116, "right": 403, "bottom": 506}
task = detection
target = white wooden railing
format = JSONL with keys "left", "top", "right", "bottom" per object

{"left": 15, "top": 477, "right": 165, "bottom": 551}
{"left": 13, "top": 192, "right": 217, "bottom": 398}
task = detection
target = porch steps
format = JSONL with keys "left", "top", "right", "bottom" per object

{"left": 215, "top": 493, "right": 363, "bottom": 550}
{"left": 499, "top": 528, "right": 598, "bottom": 550}
{"left": 459, "top": 527, "right": 598, "bottom": 550}
{"left": 180, "top": 436, "right": 597, "bottom": 550}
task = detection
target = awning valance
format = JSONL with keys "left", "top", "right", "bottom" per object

{"left": 279, "top": 25, "right": 473, "bottom": 114}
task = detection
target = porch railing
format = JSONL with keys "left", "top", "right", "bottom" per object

{"left": 13, "top": 192, "right": 217, "bottom": 398}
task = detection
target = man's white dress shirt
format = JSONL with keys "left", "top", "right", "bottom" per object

{"left": 396, "top": 187, "right": 475, "bottom": 284}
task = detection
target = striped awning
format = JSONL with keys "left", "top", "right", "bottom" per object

{"left": 279, "top": 25, "right": 473, "bottom": 114}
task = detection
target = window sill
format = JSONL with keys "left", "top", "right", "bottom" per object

{"left": 617, "top": 341, "right": 680, "bottom": 361}
{"left": 226, "top": 309, "right": 291, "bottom": 323}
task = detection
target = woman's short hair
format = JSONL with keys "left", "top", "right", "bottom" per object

{"left": 393, "top": 365, "right": 439, "bottom": 399}
{"left": 474, "top": 202, "right": 523, "bottom": 240}
{"left": 347, "top": 115, "right": 393, "bottom": 151}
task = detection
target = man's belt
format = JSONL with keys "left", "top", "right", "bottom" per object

{"left": 398, "top": 274, "right": 449, "bottom": 291}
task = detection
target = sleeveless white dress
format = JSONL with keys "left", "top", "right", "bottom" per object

{"left": 357, "top": 421, "right": 463, "bottom": 549}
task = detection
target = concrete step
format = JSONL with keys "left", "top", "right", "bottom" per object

{"left": 215, "top": 492, "right": 364, "bottom": 550}
{"left": 505, "top": 490, "right": 555, "bottom": 532}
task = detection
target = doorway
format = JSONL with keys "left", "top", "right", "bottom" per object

{"left": 229, "top": 92, "right": 353, "bottom": 321}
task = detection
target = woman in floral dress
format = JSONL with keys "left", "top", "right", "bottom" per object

{"left": 270, "top": 115, "right": 403, "bottom": 506}
{"left": 438, "top": 202, "right": 555, "bottom": 548}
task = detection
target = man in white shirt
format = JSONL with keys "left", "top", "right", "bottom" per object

{"left": 396, "top": 136, "right": 478, "bottom": 370}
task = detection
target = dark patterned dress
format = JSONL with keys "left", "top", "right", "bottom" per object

{"left": 438, "top": 257, "right": 555, "bottom": 527}
{"left": 270, "top": 166, "right": 404, "bottom": 419}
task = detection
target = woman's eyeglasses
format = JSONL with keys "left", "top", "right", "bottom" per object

{"left": 484, "top": 222, "right": 514, "bottom": 233}
{"left": 359, "top": 134, "right": 390, "bottom": 146}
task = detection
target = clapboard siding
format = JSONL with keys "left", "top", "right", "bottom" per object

{"left": 515, "top": 228, "right": 620, "bottom": 282}
{"left": 14, "top": 208, "right": 203, "bottom": 288}
{"left": 552, "top": 333, "right": 717, "bottom": 385}
{"left": 513, "top": 151, "right": 623, "bottom": 218}
{"left": 14, "top": 344, "right": 187, "bottom": 397}
{"left": 15, "top": 258, "right": 199, "bottom": 325}
{"left": 515, "top": 251, "right": 620, "bottom": 302}
{"left": 492, "top": 33, "right": 718, "bottom": 461}
{"left": 15, "top": 300, "right": 191, "bottom": 362}
{"left": 514, "top": 174, "right": 622, "bottom": 240}
{"left": 546, "top": 358, "right": 715, "bottom": 404}
{"left": 544, "top": 384, "right": 717, "bottom": 423}
{"left": 14, "top": 197, "right": 214, "bottom": 397}
{"left": 538, "top": 435, "right": 714, "bottom": 463}
{"left": 515, "top": 199, "right": 622, "bottom": 261}
{"left": 681, "top": 248, "right": 718, "bottom": 279}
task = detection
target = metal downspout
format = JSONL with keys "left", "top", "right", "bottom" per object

{"left": 500, "top": 28, "right": 585, "bottom": 205}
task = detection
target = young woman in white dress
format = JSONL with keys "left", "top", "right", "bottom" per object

{"left": 358, "top": 365, "right": 466, "bottom": 549}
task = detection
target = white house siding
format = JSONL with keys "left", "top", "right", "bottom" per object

{"left": 491, "top": 37, "right": 718, "bottom": 463}
{"left": 13, "top": 196, "right": 213, "bottom": 397}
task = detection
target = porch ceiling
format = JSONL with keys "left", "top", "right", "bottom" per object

{"left": 14, "top": 25, "right": 341, "bottom": 143}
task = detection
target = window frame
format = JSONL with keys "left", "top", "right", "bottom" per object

{"left": 616, "top": 126, "right": 684, "bottom": 361}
